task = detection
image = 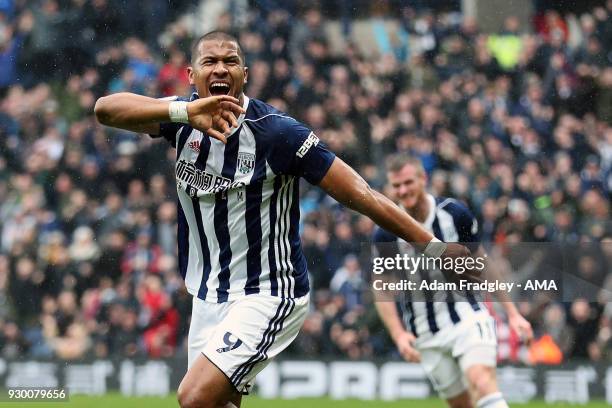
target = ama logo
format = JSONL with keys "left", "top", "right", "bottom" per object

{"left": 216, "top": 332, "right": 243, "bottom": 353}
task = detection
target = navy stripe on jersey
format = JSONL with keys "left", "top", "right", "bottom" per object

{"left": 289, "top": 179, "right": 308, "bottom": 298}
{"left": 401, "top": 294, "right": 418, "bottom": 336}
{"left": 466, "top": 291, "right": 481, "bottom": 311}
{"left": 418, "top": 268, "right": 439, "bottom": 334}
{"left": 193, "top": 199, "right": 212, "bottom": 300}
{"left": 446, "top": 293, "right": 461, "bottom": 323}
{"left": 215, "top": 135, "right": 240, "bottom": 303}
{"left": 281, "top": 177, "right": 295, "bottom": 297}
{"left": 268, "top": 176, "right": 282, "bottom": 297}
{"left": 278, "top": 177, "right": 294, "bottom": 298}
{"left": 231, "top": 298, "right": 295, "bottom": 387}
{"left": 244, "top": 137, "right": 267, "bottom": 296}
{"left": 277, "top": 178, "right": 289, "bottom": 297}
{"left": 177, "top": 202, "right": 189, "bottom": 280}
{"left": 420, "top": 212, "right": 440, "bottom": 333}
{"left": 176, "top": 126, "right": 191, "bottom": 156}
{"left": 433, "top": 216, "right": 461, "bottom": 324}
{"left": 194, "top": 136, "right": 213, "bottom": 299}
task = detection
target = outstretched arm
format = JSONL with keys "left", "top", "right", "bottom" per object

{"left": 318, "top": 157, "right": 469, "bottom": 257}
{"left": 94, "top": 93, "right": 245, "bottom": 143}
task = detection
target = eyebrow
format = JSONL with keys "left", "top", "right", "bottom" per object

{"left": 199, "top": 55, "right": 241, "bottom": 62}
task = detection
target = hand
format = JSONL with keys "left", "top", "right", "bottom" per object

{"left": 440, "top": 243, "right": 484, "bottom": 284}
{"left": 442, "top": 242, "right": 471, "bottom": 258}
{"left": 186, "top": 95, "right": 246, "bottom": 143}
{"left": 393, "top": 330, "right": 421, "bottom": 362}
{"left": 508, "top": 313, "right": 534, "bottom": 345}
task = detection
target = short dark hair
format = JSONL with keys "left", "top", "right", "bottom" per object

{"left": 190, "top": 31, "right": 245, "bottom": 65}
{"left": 386, "top": 154, "right": 424, "bottom": 175}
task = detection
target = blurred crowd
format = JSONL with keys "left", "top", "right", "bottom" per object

{"left": 0, "top": 0, "right": 610, "bottom": 364}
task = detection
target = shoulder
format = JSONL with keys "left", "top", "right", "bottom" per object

{"left": 244, "top": 98, "right": 308, "bottom": 138}
{"left": 436, "top": 197, "right": 474, "bottom": 220}
{"left": 436, "top": 196, "right": 479, "bottom": 239}
{"left": 373, "top": 227, "right": 397, "bottom": 243}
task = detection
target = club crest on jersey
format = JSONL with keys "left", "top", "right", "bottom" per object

{"left": 237, "top": 152, "right": 255, "bottom": 174}
{"left": 188, "top": 140, "right": 201, "bottom": 153}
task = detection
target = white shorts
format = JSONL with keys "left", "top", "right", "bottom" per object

{"left": 416, "top": 311, "right": 498, "bottom": 399}
{"left": 187, "top": 293, "right": 309, "bottom": 394}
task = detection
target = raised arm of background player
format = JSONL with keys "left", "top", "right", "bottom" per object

{"left": 318, "top": 159, "right": 470, "bottom": 258}
{"left": 94, "top": 93, "right": 246, "bottom": 143}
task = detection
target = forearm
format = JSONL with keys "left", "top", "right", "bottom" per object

{"left": 374, "top": 301, "right": 406, "bottom": 341}
{"left": 94, "top": 93, "right": 171, "bottom": 129}
{"left": 320, "top": 159, "right": 434, "bottom": 248}
{"left": 361, "top": 188, "right": 434, "bottom": 248}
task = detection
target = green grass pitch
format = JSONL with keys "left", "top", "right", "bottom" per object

{"left": 5, "top": 395, "right": 610, "bottom": 408}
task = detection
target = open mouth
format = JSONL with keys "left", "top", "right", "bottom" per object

{"left": 209, "top": 82, "right": 231, "bottom": 96}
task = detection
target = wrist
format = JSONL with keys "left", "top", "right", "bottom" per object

{"left": 390, "top": 327, "right": 406, "bottom": 343}
{"left": 423, "top": 237, "right": 447, "bottom": 258}
{"left": 168, "top": 101, "right": 189, "bottom": 124}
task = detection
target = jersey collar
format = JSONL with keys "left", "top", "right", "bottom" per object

{"left": 422, "top": 193, "right": 437, "bottom": 229}
{"left": 228, "top": 94, "right": 249, "bottom": 137}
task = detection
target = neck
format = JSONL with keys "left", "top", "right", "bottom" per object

{"left": 406, "top": 193, "right": 430, "bottom": 223}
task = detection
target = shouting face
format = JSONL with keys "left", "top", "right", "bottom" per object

{"left": 188, "top": 39, "right": 248, "bottom": 100}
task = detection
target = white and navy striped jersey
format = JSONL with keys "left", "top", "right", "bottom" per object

{"left": 152, "top": 94, "right": 335, "bottom": 303}
{"left": 373, "top": 194, "right": 486, "bottom": 338}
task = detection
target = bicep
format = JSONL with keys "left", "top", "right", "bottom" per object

{"left": 318, "top": 157, "right": 371, "bottom": 208}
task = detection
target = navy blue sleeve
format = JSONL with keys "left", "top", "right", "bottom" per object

{"left": 150, "top": 122, "right": 181, "bottom": 147}
{"left": 372, "top": 227, "right": 401, "bottom": 259}
{"left": 268, "top": 117, "right": 336, "bottom": 185}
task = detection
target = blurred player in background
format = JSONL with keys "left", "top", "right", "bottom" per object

{"left": 374, "top": 154, "right": 534, "bottom": 408}
{"left": 95, "top": 32, "right": 470, "bottom": 408}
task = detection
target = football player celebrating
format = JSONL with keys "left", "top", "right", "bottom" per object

{"left": 95, "top": 31, "right": 470, "bottom": 408}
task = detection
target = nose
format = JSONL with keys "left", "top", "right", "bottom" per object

{"left": 213, "top": 61, "right": 228, "bottom": 75}
{"left": 398, "top": 184, "right": 409, "bottom": 196}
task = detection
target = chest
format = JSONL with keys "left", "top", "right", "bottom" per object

{"left": 175, "top": 128, "right": 270, "bottom": 197}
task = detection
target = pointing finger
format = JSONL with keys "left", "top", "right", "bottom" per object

{"left": 221, "top": 110, "right": 239, "bottom": 128}
{"left": 220, "top": 100, "right": 246, "bottom": 116}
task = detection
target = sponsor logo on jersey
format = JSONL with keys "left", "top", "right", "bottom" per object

{"left": 296, "top": 132, "right": 319, "bottom": 158}
{"left": 188, "top": 140, "right": 201, "bottom": 153}
{"left": 176, "top": 159, "right": 245, "bottom": 196}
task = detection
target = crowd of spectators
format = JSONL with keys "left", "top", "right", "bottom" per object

{"left": 0, "top": 0, "right": 610, "bottom": 364}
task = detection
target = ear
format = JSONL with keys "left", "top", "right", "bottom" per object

{"left": 187, "top": 66, "right": 195, "bottom": 85}
{"left": 243, "top": 66, "right": 249, "bottom": 84}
